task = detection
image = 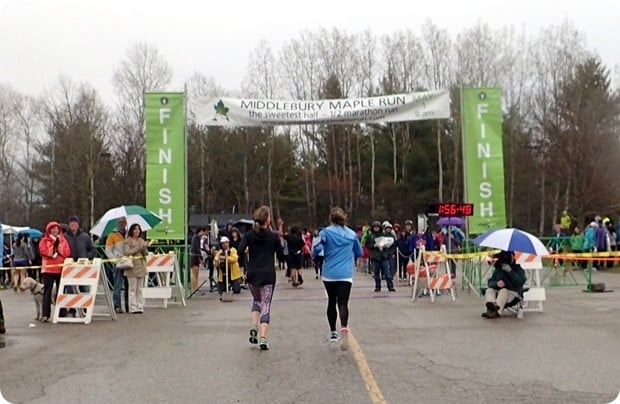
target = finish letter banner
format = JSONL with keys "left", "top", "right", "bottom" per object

{"left": 192, "top": 90, "right": 450, "bottom": 127}
{"left": 462, "top": 88, "right": 507, "bottom": 234}
{"left": 145, "top": 92, "right": 186, "bottom": 240}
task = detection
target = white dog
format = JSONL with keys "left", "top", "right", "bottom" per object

{"left": 20, "top": 277, "right": 46, "bottom": 321}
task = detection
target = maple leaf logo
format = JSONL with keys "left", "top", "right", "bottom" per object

{"left": 213, "top": 100, "right": 229, "bottom": 121}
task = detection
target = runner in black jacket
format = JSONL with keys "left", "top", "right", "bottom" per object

{"left": 239, "top": 206, "right": 284, "bottom": 350}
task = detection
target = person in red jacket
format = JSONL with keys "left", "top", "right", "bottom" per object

{"left": 39, "top": 221, "right": 71, "bottom": 322}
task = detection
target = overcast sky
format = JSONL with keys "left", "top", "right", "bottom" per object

{"left": 1, "top": 0, "right": 619, "bottom": 105}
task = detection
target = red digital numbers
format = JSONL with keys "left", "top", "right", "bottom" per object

{"left": 437, "top": 203, "right": 474, "bottom": 217}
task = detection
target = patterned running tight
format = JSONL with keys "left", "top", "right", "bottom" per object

{"left": 248, "top": 284, "right": 275, "bottom": 324}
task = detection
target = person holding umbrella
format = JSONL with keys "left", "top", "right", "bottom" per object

{"left": 473, "top": 228, "right": 548, "bottom": 318}
{"left": 481, "top": 250, "right": 526, "bottom": 319}
{"left": 93, "top": 206, "right": 162, "bottom": 312}
{"left": 105, "top": 217, "right": 128, "bottom": 314}
{"left": 123, "top": 223, "right": 149, "bottom": 314}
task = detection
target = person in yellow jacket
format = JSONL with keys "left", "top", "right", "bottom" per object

{"left": 560, "top": 210, "right": 572, "bottom": 232}
{"left": 213, "top": 237, "right": 243, "bottom": 298}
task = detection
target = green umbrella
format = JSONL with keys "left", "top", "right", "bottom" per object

{"left": 90, "top": 205, "right": 163, "bottom": 237}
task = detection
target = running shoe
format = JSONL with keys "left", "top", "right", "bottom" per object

{"left": 340, "top": 328, "right": 349, "bottom": 351}
{"left": 259, "top": 336, "right": 269, "bottom": 350}
{"left": 249, "top": 327, "right": 258, "bottom": 344}
{"left": 329, "top": 331, "right": 339, "bottom": 343}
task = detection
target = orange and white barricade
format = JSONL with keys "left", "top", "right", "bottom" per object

{"left": 514, "top": 252, "right": 546, "bottom": 312}
{"left": 411, "top": 246, "right": 456, "bottom": 302}
{"left": 52, "top": 258, "right": 116, "bottom": 324}
{"left": 143, "top": 252, "right": 186, "bottom": 308}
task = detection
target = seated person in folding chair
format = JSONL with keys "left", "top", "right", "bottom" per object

{"left": 481, "top": 250, "right": 526, "bottom": 319}
{"left": 213, "top": 237, "right": 243, "bottom": 297}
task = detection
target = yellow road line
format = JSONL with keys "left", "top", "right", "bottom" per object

{"left": 348, "top": 331, "right": 387, "bottom": 404}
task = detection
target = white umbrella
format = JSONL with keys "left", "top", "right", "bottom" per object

{"left": 2, "top": 225, "right": 30, "bottom": 235}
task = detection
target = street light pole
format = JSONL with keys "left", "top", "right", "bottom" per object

{"left": 89, "top": 151, "right": 112, "bottom": 230}
{"left": 90, "top": 163, "right": 95, "bottom": 229}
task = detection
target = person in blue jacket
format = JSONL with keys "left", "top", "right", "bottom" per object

{"left": 395, "top": 228, "right": 412, "bottom": 282}
{"left": 312, "top": 207, "right": 363, "bottom": 350}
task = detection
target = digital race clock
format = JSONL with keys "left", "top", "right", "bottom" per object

{"left": 427, "top": 203, "right": 474, "bottom": 217}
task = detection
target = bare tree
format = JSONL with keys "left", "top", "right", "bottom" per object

{"left": 315, "top": 28, "right": 360, "bottom": 98}
{"left": 13, "top": 93, "right": 43, "bottom": 222}
{"left": 529, "top": 21, "right": 588, "bottom": 231}
{"left": 420, "top": 21, "right": 452, "bottom": 201}
{"left": 242, "top": 40, "right": 280, "bottom": 214}
{"left": 455, "top": 22, "right": 506, "bottom": 87}
{"left": 280, "top": 32, "right": 322, "bottom": 223}
{"left": 380, "top": 30, "right": 427, "bottom": 188}
{"left": 0, "top": 84, "right": 20, "bottom": 222}
{"left": 111, "top": 42, "right": 172, "bottom": 204}
{"left": 32, "top": 77, "right": 111, "bottom": 227}
{"left": 186, "top": 72, "right": 225, "bottom": 214}
{"left": 355, "top": 31, "right": 378, "bottom": 216}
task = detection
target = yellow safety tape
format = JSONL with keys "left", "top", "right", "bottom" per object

{"left": 425, "top": 250, "right": 500, "bottom": 259}
{"left": 431, "top": 250, "right": 620, "bottom": 260}
{"left": 0, "top": 253, "right": 173, "bottom": 271}
{"left": 543, "top": 253, "right": 620, "bottom": 261}
{"left": 546, "top": 251, "right": 620, "bottom": 258}
{"left": 445, "top": 250, "right": 501, "bottom": 259}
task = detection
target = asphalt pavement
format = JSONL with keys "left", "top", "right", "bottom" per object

{"left": 0, "top": 268, "right": 619, "bottom": 404}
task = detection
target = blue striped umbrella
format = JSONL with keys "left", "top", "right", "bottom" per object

{"left": 473, "top": 228, "right": 549, "bottom": 255}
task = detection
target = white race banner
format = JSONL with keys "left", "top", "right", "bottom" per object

{"left": 192, "top": 90, "right": 450, "bottom": 127}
